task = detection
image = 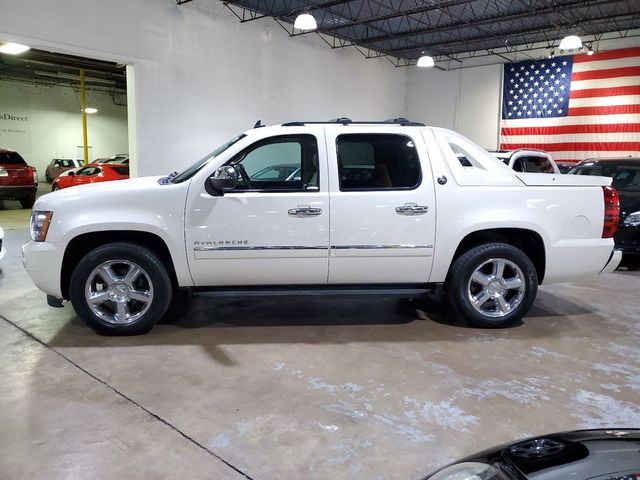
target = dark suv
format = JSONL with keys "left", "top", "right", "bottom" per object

{"left": 568, "top": 157, "right": 640, "bottom": 265}
{"left": 0, "top": 148, "right": 37, "bottom": 208}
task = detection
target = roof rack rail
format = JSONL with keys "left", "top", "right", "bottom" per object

{"left": 282, "top": 117, "right": 425, "bottom": 127}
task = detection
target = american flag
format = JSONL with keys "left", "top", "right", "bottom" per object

{"left": 499, "top": 46, "right": 640, "bottom": 164}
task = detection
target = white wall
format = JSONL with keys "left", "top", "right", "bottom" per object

{"left": 0, "top": 82, "right": 128, "bottom": 180}
{"left": 0, "top": 0, "right": 408, "bottom": 176}
{"left": 406, "top": 65, "right": 503, "bottom": 150}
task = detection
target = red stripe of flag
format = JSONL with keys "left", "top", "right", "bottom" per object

{"left": 499, "top": 142, "right": 640, "bottom": 151}
{"left": 501, "top": 124, "right": 640, "bottom": 135}
{"left": 573, "top": 47, "right": 640, "bottom": 63}
{"left": 572, "top": 66, "right": 640, "bottom": 81}
{"left": 569, "top": 85, "right": 640, "bottom": 98}
{"left": 569, "top": 105, "right": 640, "bottom": 116}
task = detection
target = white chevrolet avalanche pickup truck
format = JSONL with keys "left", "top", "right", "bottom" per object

{"left": 23, "top": 118, "right": 621, "bottom": 335}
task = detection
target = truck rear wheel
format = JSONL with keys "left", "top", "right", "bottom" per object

{"left": 446, "top": 242, "right": 538, "bottom": 328}
{"left": 69, "top": 242, "right": 173, "bottom": 335}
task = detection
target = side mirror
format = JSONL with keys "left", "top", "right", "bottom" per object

{"left": 205, "top": 165, "right": 238, "bottom": 197}
{"left": 67, "top": 171, "right": 75, "bottom": 176}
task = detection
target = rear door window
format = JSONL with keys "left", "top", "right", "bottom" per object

{"left": 337, "top": 134, "right": 421, "bottom": 190}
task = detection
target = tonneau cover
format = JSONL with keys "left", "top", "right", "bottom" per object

{"left": 515, "top": 172, "right": 612, "bottom": 187}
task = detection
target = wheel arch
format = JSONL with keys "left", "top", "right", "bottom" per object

{"left": 60, "top": 230, "right": 178, "bottom": 299}
{"left": 449, "top": 228, "right": 546, "bottom": 284}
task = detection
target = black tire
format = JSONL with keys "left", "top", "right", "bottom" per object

{"left": 45, "top": 172, "right": 51, "bottom": 183}
{"left": 20, "top": 193, "right": 36, "bottom": 209}
{"left": 446, "top": 242, "right": 538, "bottom": 328}
{"left": 51, "top": 184, "right": 59, "bottom": 191}
{"left": 69, "top": 242, "right": 173, "bottom": 335}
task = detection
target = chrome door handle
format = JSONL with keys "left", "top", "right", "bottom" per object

{"left": 395, "top": 203, "right": 429, "bottom": 216}
{"left": 288, "top": 206, "right": 323, "bottom": 217}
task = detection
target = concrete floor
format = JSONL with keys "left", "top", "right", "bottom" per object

{"left": 1, "top": 193, "right": 640, "bottom": 480}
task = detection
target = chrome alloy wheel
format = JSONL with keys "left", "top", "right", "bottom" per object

{"left": 84, "top": 260, "right": 154, "bottom": 325}
{"left": 467, "top": 258, "right": 526, "bottom": 318}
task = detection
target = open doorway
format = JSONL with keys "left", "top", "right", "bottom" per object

{"left": 0, "top": 47, "right": 128, "bottom": 224}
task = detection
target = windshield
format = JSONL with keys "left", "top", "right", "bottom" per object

{"left": 172, "top": 134, "right": 246, "bottom": 183}
{"left": 571, "top": 161, "right": 640, "bottom": 192}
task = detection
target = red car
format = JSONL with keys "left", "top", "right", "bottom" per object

{"left": 0, "top": 148, "right": 37, "bottom": 208}
{"left": 52, "top": 163, "right": 129, "bottom": 190}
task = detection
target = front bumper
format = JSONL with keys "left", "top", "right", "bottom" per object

{"left": 22, "top": 240, "right": 64, "bottom": 298}
{"left": 0, "top": 185, "right": 37, "bottom": 201}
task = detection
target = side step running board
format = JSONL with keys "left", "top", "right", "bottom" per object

{"left": 194, "top": 284, "right": 441, "bottom": 298}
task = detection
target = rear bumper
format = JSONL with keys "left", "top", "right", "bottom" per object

{"left": 543, "top": 238, "right": 619, "bottom": 284}
{"left": 600, "top": 249, "right": 622, "bottom": 274}
{"left": 22, "top": 240, "right": 64, "bottom": 298}
{"left": 0, "top": 185, "right": 36, "bottom": 200}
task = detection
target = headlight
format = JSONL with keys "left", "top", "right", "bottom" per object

{"left": 623, "top": 211, "right": 640, "bottom": 227}
{"left": 30, "top": 211, "right": 53, "bottom": 242}
{"left": 428, "top": 462, "right": 512, "bottom": 480}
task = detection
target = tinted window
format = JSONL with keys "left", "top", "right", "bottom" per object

{"left": 337, "top": 134, "right": 421, "bottom": 190}
{"left": 60, "top": 159, "right": 76, "bottom": 168}
{"left": 77, "top": 167, "right": 100, "bottom": 176}
{"left": 111, "top": 166, "right": 129, "bottom": 176}
{"left": 0, "top": 151, "right": 25, "bottom": 164}
{"left": 229, "top": 135, "right": 318, "bottom": 191}
{"left": 611, "top": 164, "right": 640, "bottom": 191}
{"left": 520, "top": 156, "right": 555, "bottom": 173}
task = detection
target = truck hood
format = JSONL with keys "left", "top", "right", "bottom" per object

{"left": 34, "top": 175, "right": 168, "bottom": 211}
{"left": 515, "top": 172, "right": 612, "bottom": 187}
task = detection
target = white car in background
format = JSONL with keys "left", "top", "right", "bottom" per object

{"left": 0, "top": 226, "right": 5, "bottom": 262}
{"left": 490, "top": 149, "right": 561, "bottom": 174}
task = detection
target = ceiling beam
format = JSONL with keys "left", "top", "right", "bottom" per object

{"left": 290, "top": 0, "right": 477, "bottom": 36}
{"left": 387, "top": 12, "right": 640, "bottom": 56}
{"left": 356, "top": 0, "right": 622, "bottom": 46}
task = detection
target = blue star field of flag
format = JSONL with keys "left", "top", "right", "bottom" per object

{"left": 502, "top": 56, "right": 574, "bottom": 120}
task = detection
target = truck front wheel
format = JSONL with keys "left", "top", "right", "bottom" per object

{"left": 446, "top": 243, "right": 538, "bottom": 328}
{"left": 69, "top": 242, "right": 173, "bottom": 335}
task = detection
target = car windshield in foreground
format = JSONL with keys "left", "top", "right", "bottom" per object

{"left": 0, "top": 151, "right": 26, "bottom": 164}
{"left": 171, "top": 134, "right": 246, "bottom": 183}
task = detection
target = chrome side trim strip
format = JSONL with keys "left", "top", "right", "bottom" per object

{"left": 331, "top": 244, "right": 433, "bottom": 250}
{"left": 195, "top": 244, "right": 433, "bottom": 252}
{"left": 194, "top": 245, "right": 328, "bottom": 252}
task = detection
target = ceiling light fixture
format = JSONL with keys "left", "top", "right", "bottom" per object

{"left": 294, "top": 13, "right": 317, "bottom": 31}
{"left": 0, "top": 42, "right": 31, "bottom": 55}
{"left": 559, "top": 35, "right": 582, "bottom": 51}
{"left": 587, "top": 48, "right": 595, "bottom": 56}
{"left": 416, "top": 55, "right": 435, "bottom": 68}
{"left": 83, "top": 107, "right": 98, "bottom": 114}
{"left": 548, "top": 49, "right": 555, "bottom": 58}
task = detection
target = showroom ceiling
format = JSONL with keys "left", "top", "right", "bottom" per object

{"left": 180, "top": 0, "right": 640, "bottom": 66}
{"left": 0, "top": 49, "right": 126, "bottom": 93}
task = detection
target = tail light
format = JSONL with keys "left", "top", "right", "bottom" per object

{"left": 26, "top": 166, "right": 37, "bottom": 183}
{"left": 602, "top": 186, "right": 619, "bottom": 238}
